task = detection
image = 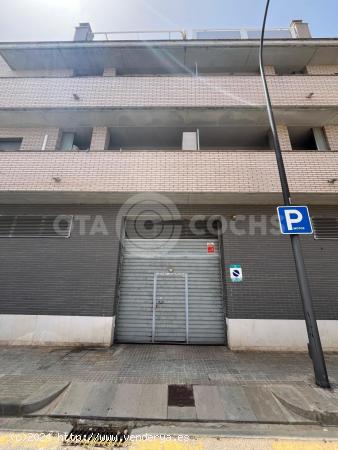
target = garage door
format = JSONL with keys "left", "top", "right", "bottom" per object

{"left": 115, "top": 224, "right": 226, "bottom": 344}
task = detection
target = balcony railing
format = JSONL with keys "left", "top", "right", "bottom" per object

{"left": 91, "top": 28, "right": 293, "bottom": 41}
{"left": 92, "top": 30, "right": 187, "bottom": 41}
{"left": 192, "top": 28, "right": 293, "bottom": 40}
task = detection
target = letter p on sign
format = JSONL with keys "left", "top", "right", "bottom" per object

{"left": 277, "top": 206, "right": 313, "bottom": 235}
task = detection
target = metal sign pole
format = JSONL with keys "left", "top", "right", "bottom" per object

{"left": 259, "top": 0, "right": 330, "bottom": 388}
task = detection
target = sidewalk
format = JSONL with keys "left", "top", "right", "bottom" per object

{"left": 0, "top": 345, "right": 338, "bottom": 424}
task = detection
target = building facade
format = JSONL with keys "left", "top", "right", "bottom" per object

{"left": 0, "top": 21, "right": 338, "bottom": 349}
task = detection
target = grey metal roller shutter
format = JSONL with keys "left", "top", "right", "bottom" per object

{"left": 116, "top": 238, "right": 225, "bottom": 344}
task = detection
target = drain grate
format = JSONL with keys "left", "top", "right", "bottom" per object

{"left": 64, "top": 426, "right": 129, "bottom": 447}
{"left": 168, "top": 384, "right": 195, "bottom": 407}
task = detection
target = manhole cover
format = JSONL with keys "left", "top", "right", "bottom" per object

{"left": 168, "top": 384, "right": 195, "bottom": 407}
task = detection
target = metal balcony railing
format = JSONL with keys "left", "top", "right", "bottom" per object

{"left": 192, "top": 28, "right": 293, "bottom": 40}
{"left": 91, "top": 28, "right": 293, "bottom": 41}
{"left": 92, "top": 30, "right": 187, "bottom": 41}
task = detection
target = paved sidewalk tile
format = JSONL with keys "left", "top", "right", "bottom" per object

{"left": 51, "top": 382, "right": 91, "bottom": 417}
{"left": 0, "top": 345, "right": 338, "bottom": 386}
{"left": 167, "top": 406, "right": 197, "bottom": 420}
{"left": 80, "top": 383, "right": 118, "bottom": 418}
{"left": 194, "top": 385, "right": 257, "bottom": 421}
{"left": 107, "top": 384, "right": 167, "bottom": 419}
{"left": 50, "top": 383, "right": 167, "bottom": 420}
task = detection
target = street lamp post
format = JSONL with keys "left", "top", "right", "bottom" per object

{"left": 259, "top": 0, "right": 330, "bottom": 388}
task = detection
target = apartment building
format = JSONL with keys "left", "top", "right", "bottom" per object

{"left": 0, "top": 20, "right": 338, "bottom": 349}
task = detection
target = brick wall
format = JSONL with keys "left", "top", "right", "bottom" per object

{"left": 0, "top": 151, "right": 337, "bottom": 194}
{"left": 325, "top": 125, "right": 338, "bottom": 152}
{"left": 307, "top": 65, "right": 338, "bottom": 75}
{"left": 0, "top": 55, "right": 73, "bottom": 78}
{"left": 265, "top": 65, "right": 276, "bottom": 75}
{"left": 277, "top": 124, "right": 292, "bottom": 151}
{"left": 1, "top": 75, "right": 338, "bottom": 108}
{"left": 0, "top": 127, "right": 60, "bottom": 151}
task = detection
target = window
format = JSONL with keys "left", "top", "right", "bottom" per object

{"left": 0, "top": 215, "right": 73, "bottom": 238}
{"left": 288, "top": 127, "right": 329, "bottom": 151}
{"left": 0, "top": 138, "right": 23, "bottom": 151}
{"left": 58, "top": 129, "right": 92, "bottom": 151}
{"left": 312, "top": 217, "right": 338, "bottom": 240}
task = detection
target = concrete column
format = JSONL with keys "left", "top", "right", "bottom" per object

{"left": 313, "top": 127, "right": 329, "bottom": 151}
{"left": 324, "top": 125, "right": 338, "bottom": 152}
{"left": 290, "top": 20, "right": 311, "bottom": 38}
{"left": 182, "top": 131, "right": 199, "bottom": 150}
{"left": 90, "top": 127, "right": 110, "bottom": 151}
{"left": 103, "top": 68, "right": 117, "bottom": 77}
{"left": 264, "top": 65, "right": 276, "bottom": 75}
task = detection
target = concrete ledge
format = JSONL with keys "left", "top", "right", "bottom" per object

{"left": 0, "top": 314, "right": 115, "bottom": 346}
{"left": 227, "top": 319, "right": 338, "bottom": 351}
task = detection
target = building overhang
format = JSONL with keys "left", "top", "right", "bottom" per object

{"left": 0, "top": 107, "right": 338, "bottom": 128}
{"left": 1, "top": 39, "right": 338, "bottom": 74}
{"left": 1, "top": 191, "right": 338, "bottom": 205}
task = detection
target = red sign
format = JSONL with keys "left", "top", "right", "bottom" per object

{"left": 207, "top": 242, "right": 215, "bottom": 253}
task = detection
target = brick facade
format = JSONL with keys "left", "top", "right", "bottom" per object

{"left": 90, "top": 127, "right": 110, "bottom": 151}
{"left": 264, "top": 65, "right": 276, "bottom": 75}
{"left": 0, "top": 151, "right": 337, "bottom": 195}
{"left": 324, "top": 125, "right": 338, "bottom": 152}
{"left": 1, "top": 34, "right": 338, "bottom": 348}
{"left": 0, "top": 127, "right": 59, "bottom": 151}
{"left": 1, "top": 75, "right": 338, "bottom": 109}
{"left": 277, "top": 124, "right": 293, "bottom": 151}
{"left": 306, "top": 65, "right": 338, "bottom": 75}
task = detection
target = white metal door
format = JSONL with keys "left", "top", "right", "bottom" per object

{"left": 152, "top": 272, "right": 189, "bottom": 343}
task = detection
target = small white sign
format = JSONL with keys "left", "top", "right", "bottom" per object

{"left": 230, "top": 265, "right": 243, "bottom": 282}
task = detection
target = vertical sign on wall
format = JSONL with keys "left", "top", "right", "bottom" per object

{"left": 229, "top": 265, "right": 243, "bottom": 282}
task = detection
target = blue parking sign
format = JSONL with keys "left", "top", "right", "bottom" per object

{"left": 277, "top": 206, "right": 313, "bottom": 235}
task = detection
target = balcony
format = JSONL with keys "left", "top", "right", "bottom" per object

{"left": 0, "top": 75, "right": 338, "bottom": 127}
{"left": 0, "top": 150, "right": 337, "bottom": 204}
{"left": 1, "top": 75, "right": 338, "bottom": 109}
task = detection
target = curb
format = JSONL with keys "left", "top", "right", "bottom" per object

{"left": 0, "top": 382, "right": 70, "bottom": 417}
{"left": 272, "top": 390, "right": 338, "bottom": 426}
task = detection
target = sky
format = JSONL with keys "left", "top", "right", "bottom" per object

{"left": 0, "top": 0, "right": 336, "bottom": 42}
